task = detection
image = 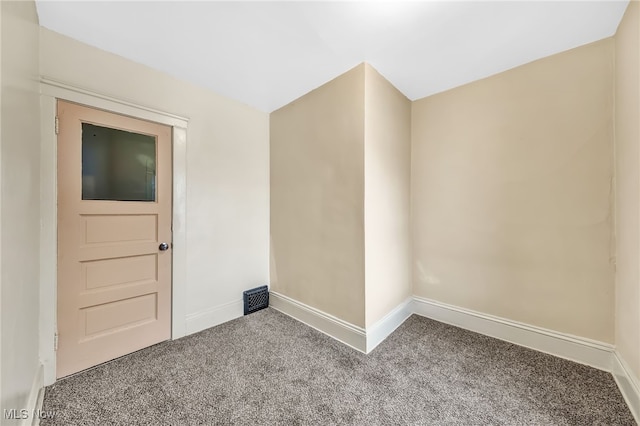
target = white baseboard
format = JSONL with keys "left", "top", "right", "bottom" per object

{"left": 31, "top": 385, "right": 45, "bottom": 426}
{"left": 254, "top": 291, "right": 637, "bottom": 421}
{"left": 185, "top": 300, "right": 243, "bottom": 335}
{"left": 366, "top": 298, "right": 413, "bottom": 353}
{"left": 268, "top": 292, "right": 615, "bottom": 370}
{"left": 269, "top": 291, "right": 367, "bottom": 352}
{"left": 17, "top": 364, "right": 44, "bottom": 426}
{"left": 412, "top": 296, "right": 614, "bottom": 371}
{"left": 612, "top": 351, "right": 640, "bottom": 424}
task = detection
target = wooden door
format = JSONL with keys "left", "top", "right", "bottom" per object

{"left": 57, "top": 100, "right": 172, "bottom": 378}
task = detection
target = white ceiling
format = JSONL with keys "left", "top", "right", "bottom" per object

{"left": 36, "top": 1, "right": 629, "bottom": 112}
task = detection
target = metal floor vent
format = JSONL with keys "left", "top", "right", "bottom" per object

{"left": 243, "top": 285, "right": 269, "bottom": 315}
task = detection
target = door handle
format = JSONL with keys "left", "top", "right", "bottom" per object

{"left": 159, "top": 242, "right": 169, "bottom": 251}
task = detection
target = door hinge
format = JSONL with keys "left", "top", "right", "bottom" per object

{"left": 55, "top": 116, "right": 59, "bottom": 135}
{"left": 54, "top": 332, "right": 58, "bottom": 351}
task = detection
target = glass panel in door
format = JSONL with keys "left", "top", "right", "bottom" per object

{"left": 82, "top": 123, "right": 157, "bottom": 202}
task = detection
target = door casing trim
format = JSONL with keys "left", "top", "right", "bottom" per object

{"left": 40, "top": 77, "right": 188, "bottom": 385}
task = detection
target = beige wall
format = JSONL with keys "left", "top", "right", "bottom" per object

{"left": 412, "top": 39, "right": 615, "bottom": 343}
{"left": 1, "top": 0, "right": 41, "bottom": 413}
{"left": 270, "top": 65, "right": 366, "bottom": 327}
{"left": 364, "top": 65, "right": 412, "bottom": 327}
{"left": 615, "top": 0, "right": 640, "bottom": 381}
{"left": 270, "top": 63, "right": 414, "bottom": 329}
{"left": 40, "top": 29, "right": 270, "bottom": 327}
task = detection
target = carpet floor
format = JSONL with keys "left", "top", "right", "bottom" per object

{"left": 42, "top": 308, "right": 636, "bottom": 425}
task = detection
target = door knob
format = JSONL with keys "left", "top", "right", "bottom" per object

{"left": 159, "top": 242, "right": 169, "bottom": 251}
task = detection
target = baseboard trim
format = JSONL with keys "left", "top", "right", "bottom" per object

{"left": 185, "top": 300, "right": 243, "bottom": 335}
{"left": 612, "top": 351, "right": 640, "bottom": 424}
{"left": 267, "top": 292, "right": 636, "bottom": 420}
{"left": 269, "top": 292, "right": 367, "bottom": 352}
{"left": 366, "top": 298, "right": 413, "bottom": 353}
{"left": 412, "top": 296, "right": 614, "bottom": 371}
{"left": 18, "top": 364, "right": 44, "bottom": 426}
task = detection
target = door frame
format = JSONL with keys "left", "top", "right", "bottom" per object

{"left": 39, "top": 77, "right": 189, "bottom": 385}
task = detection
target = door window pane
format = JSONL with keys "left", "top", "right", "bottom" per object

{"left": 82, "top": 123, "right": 157, "bottom": 201}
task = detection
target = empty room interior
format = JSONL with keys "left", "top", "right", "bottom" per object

{"left": 1, "top": 0, "right": 640, "bottom": 424}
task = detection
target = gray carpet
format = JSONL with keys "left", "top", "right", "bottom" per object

{"left": 42, "top": 308, "right": 636, "bottom": 425}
